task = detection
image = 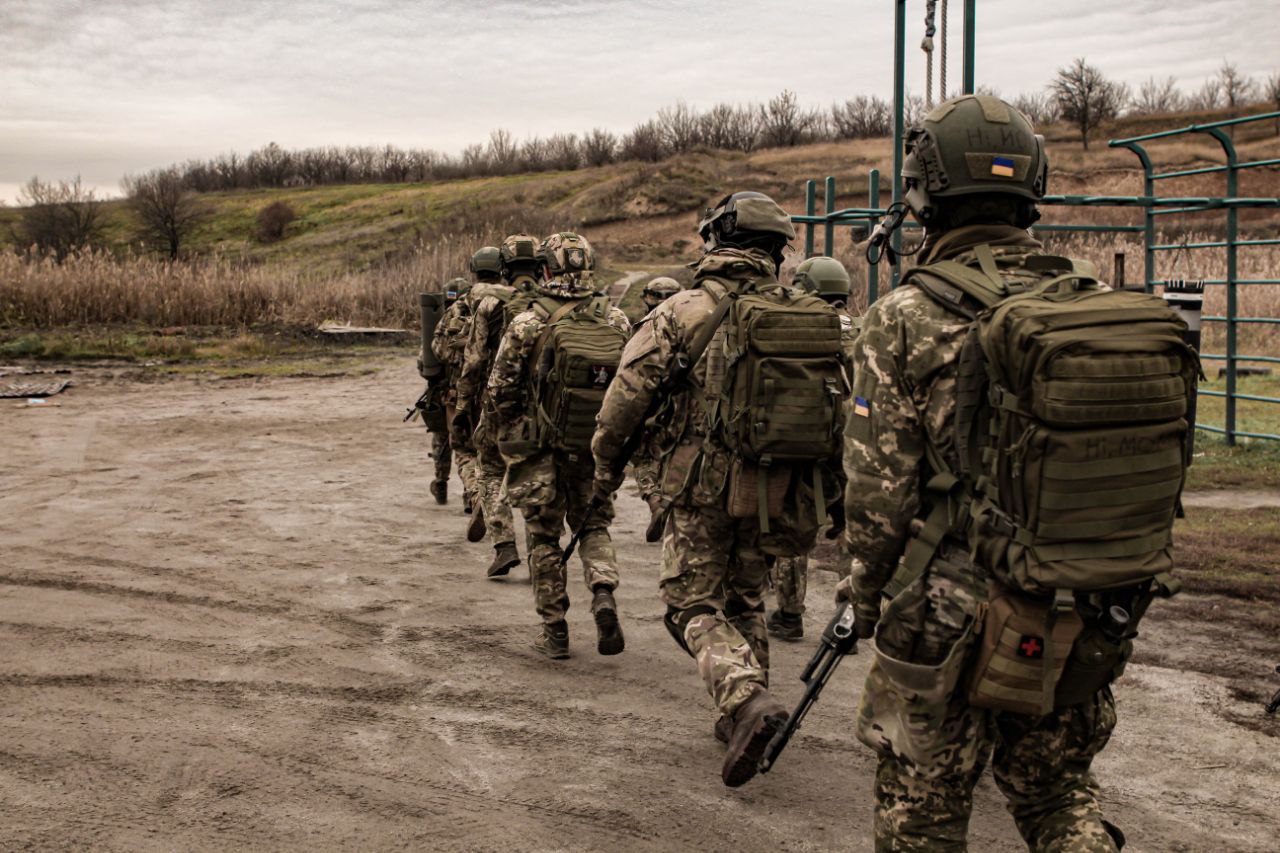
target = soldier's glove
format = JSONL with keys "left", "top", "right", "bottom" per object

{"left": 449, "top": 411, "right": 473, "bottom": 448}
{"left": 592, "top": 468, "right": 624, "bottom": 504}
{"left": 835, "top": 577, "right": 879, "bottom": 640}
{"left": 644, "top": 494, "right": 668, "bottom": 543}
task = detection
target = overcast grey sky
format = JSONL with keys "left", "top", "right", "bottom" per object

{"left": 2, "top": 0, "right": 1277, "bottom": 202}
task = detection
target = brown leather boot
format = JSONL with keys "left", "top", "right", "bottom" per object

{"left": 721, "top": 689, "right": 788, "bottom": 787}
{"left": 486, "top": 542, "right": 520, "bottom": 579}
{"left": 429, "top": 479, "right": 447, "bottom": 505}
{"left": 714, "top": 714, "right": 733, "bottom": 745}
{"left": 532, "top": 621, "right": 569, "bottom": 660}
{"left": 590, "top": 587, "right": 625, "bottom": 656}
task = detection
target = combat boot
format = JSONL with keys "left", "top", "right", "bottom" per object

{"left": 714, "top": 714, "right": 733, "bottom": 745}
{"left": 466, "top": 501, "right": 486, "bottom": 542}
{"left": 486, "top": 542, "right": 520, "bottom": 579}
{"left": 462, "top": 489, "right": 474, "bottom": 513}
{"left": 721, "top": 688, "right": 788, "bottom": 788}
{"left": 430, "top": 479, "right": 448, "bottom": 505}
{"left": 590, "top": 586, "right": 625, "bottom": 656}
{"left": 532, "top": 620, "right": 569, "bottom": 660}
{"left": 766, "top": 610, "right": 804, "bottom": 641}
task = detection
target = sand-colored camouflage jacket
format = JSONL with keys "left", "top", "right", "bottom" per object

{"left": 843, "top": 223, "right": 1044, "bottom": 605}
{"left": 454, "top": 282, "right": 517, "bottom": 416}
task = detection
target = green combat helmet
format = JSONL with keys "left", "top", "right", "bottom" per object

{"left": 536, "top": 232, "right": 596, "bottom": 298}
{"left": 443, "top": 276, "right": 471, "bottom": 303}
{"left": 901, "top": 94, "right": 1048, "bottom": 228}
{"left": 642, "top": 276, "right": 681, "bottom": 310}
{"left": 697, "top": 191, "right": 795, "bottom": 269}
{"left": 469, "top": 246, "right": 502, "bottom": 280}
{"left": 792, "top": 256, "right": 851, "bottom": 302}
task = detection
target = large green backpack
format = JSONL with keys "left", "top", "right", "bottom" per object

{"left": 704, "top": 282, "right": 847, "bottom": 533}
{"left": 898, "top": 244, "right": 1199, "bottom": 600}
{"left": 529, "top": 295, "right": 627, "bottom": 452}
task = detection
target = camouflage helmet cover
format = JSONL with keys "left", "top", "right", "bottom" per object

{"left": 469, "top": 246, "right": 502, "bottom": 276}
{"left": 536, "top": 232, "right": 596, "bottom": 297}
{"left": 902, "top": 94, "right": 1048, "bottom": 222}
{"left": 697, "top": 191, "right": 796, "bottom": 251}
{"left": 792, "top": 256, "right": 851, "bottom": 299}
{"left": 642, "top": 276, "right": 681, "bottom": 302}
{"left": 499, "top": 233, "right": 541, "bottom": 275}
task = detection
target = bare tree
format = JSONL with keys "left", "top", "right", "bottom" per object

{"left": 122, "top": 167, "right": 205, "bottom": 259}
{"left": 620, "top": 120, "right": 666, "bottom": 162}
{"left": 1187, "top": 79, "right": 1223, "bottom": 111}
{"left": 657, "top": 99, "right": 702, "bottom": 153}
{"left": 545, "top": 134, "right": 581, "bottom": 171}
{"left": 487, "top": 129, "right": 519, "bottom": 175}
{"left": 582, "top": 128, "right": 617, "bottom": 167}
{"left": 831, "top": 95, "right": 892, "bottom": 139}
{"left": 1267, "top": 72, "right": 1280, "bottom": 136}
{"left": 1131, "top": 75, "right": 1184, "bottom": 115}
{"left": 1011, "top": 91, "right": 1060, "bottom": 126}
{"left": 16, "top": 176, "right": 104, "bottom": 260}
{"left": 461, "top": 143, "right": 490, "bottom": 176}
{"left": 517, "top": 137, "right": 548, "bottom": 172}
{"left": 760, "top": 90, "right": 823, "bottom": 148}
{"left": 1052, "top": 58, "right": 1126, "bottom": 150}
{"left": 1216, "top": 60, "right": 1256, "bottom": 113}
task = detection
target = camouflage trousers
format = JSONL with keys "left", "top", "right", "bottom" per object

{"left": 857, "top": 543, "right": 1120, "bottom": 852}
{"left": 444, "top": 403, "right": 479, "bottom": 500}
{"left": 430, "top": 430, "right": 451, "bottom": 482}
{"left": 523, "top": 452, "right": 618, "bottom": 624}
{"left": 632, "top": 450, "right": 661, "bottom": 503}
{"left": 473, "top": 417, "right": 516, "bottom": 546}
{"left": 661, "top": 504, "right": 770, "bottom": 719}
{"left": 770, "top": 554, "right": 808, "bottom": 615}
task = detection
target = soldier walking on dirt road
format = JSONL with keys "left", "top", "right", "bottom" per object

{"left": 592, "top": 191, "right": 846, "bottom": 787}
{"left": 486, "top": 232, "right": 630, "bottom": 659}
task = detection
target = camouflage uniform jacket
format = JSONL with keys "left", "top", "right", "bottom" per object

{"left": 455, "top": 282, "right": 516, "bottom": 416}
{"left": 843, "top": 223, "right": 1044, "bottom": 605}
{"left": 594, "top": 248, "right": 827, "bottom": 509}
{"left": 488, "top": 283, "right": 631, "bottom": 438}
{"left": 430, "top": 298, "right": 472, "bottom": 389}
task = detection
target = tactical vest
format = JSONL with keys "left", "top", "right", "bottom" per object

{"left": 891, "top": 244, "right": 1199, "bottom": 715}
{"left": 528, "top": 295, "right": 627, "bottom": 452}
{"left": 503, "top": 276, "right": 539, "bottom": 328}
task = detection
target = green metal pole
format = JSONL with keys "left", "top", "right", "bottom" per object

{"left": 868, "top": 168, "right": 881, "bottom": 304}
{"left": 1208, "top": 128, "right": 1240, "bottom": 446}
{"left": 963, "top": 0, "right": 976, "bottom": 93}
{"left": 892, "top": 0, "right": 906, "bottom": 287}
{"left": 804, "top": 179, "right": 816, "bottom": 257}
{"left": 824, "top": 176, "right": 836, "bottom": 256}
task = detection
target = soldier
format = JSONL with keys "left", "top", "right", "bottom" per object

{"left": 430, "top": 275, "right": 480, "bottom": 512}
{"left": 640, "top": 276, "right": 681, "bottom": 312}
{"left": 417, "top": 278, "right": 469, "bottom": 504}
{"left": 593, "top": 191, "right": 846, "bottom": 787}
{"left": 766, "top": 256, "right": 859, "bottom": 641}
{"left": 843, "top": 95, "right": 1176, "bottom": 850}
{"left": 487, "top": 232, "right": 630, "bottom": 659}
{"left": 453, "top": 238, "right": 540, "bottom": 579}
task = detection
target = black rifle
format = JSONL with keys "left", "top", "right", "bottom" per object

{"left": 758, "top": 602, "right": 859, "bottom": 775}
{"left": 1266, "top": 666, "right": 1280, "bottom": 715}
{"left": 403, "top": 383, "right": 432, "bottom": 422}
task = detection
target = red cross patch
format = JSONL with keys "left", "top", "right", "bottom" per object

{"left": 1017, "top": 635, "right": 1044, "bottom": 659}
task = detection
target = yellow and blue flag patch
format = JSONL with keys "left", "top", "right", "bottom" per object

{"left": 854, "top": 396, "right": 870, "bottom": 418}
{"left": 991, "top": 156, "right": 1016, "bottom": 178}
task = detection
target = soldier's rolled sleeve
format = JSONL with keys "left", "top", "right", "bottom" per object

{"left": 842, "top": 301, "right": 924, "bottom": 599}
{"left": 592, "top": 317, "right": 665, "bottom": 474}
{"left": 487, "top": 322, "right": 533, "bottom": 428}
{"left": 456, "top": 298, "right": 499, "bottom": 410}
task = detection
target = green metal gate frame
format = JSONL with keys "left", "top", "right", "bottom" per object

{"left": 790, "top": 1, "right": 1280, "bottom": 444}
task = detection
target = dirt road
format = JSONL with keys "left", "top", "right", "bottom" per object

{"left": 2, "top": 359, "right": 1277, "bottom": 851}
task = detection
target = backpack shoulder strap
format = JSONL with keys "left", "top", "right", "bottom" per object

{"left": 532, "top": 296, "right": 587, "bottom": 367}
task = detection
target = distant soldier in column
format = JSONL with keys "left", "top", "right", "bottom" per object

{"left": 487, "top": 233, "right": 631, "bottom": 659}
{"left": 454, "top": 241, "right": 528, "bottom": 578}
{"left": 767, "top": 255, "right": 860, "bottom": 641}
{"left": 630, "top": 275, "right": 685, "bottom": 539}
{"left": 592, "top": 192, "right": 846, "bottom": 787}
{"left": 430, "top": 276, "right": 477, "bottom": 511}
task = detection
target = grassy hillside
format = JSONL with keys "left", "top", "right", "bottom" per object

{"left": 3, "top": 107, "right": 1277, "bottom": 278}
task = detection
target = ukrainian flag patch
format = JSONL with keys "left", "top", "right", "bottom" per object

{"left": 854, "top": 396, "right": 870, "bottom": 417}
{"left": 991, "top": 156, "right": 1016, "bottom": 178}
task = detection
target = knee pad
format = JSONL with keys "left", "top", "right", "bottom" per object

{"left": 663, "top": 604, "right": 717, "bottom": 657}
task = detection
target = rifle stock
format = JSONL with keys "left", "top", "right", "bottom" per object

{"left": 758, "top": 601, "right": 858, "bottom": 774}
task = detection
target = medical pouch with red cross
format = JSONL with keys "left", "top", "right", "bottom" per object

{"left": 967, "top": 582, "right": 1083, "bottom": 717}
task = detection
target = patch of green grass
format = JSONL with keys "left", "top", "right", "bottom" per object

{"left": 1173, "top": 506, "right": 1280, "bottom": 601}
{"left": 1188, "top": 371, "right": 1280, "bottom": 489}
{"left": 0, "top": 330, "right": 197, "bottom": 361}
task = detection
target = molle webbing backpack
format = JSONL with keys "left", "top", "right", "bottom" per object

{"left": 893, "top": 245, "right": 1198, "bottom": 603}
{"left": 713, "top": 286, "right": 847, "bottom": 529}
{"left": 530, "top": 295, "right": 627, "bottom": 452}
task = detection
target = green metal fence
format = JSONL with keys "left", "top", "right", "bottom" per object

{"left": 792, "top": 111, "right": 1280, "bottom": 444}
